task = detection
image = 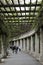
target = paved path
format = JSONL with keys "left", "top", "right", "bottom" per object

{"left": 0, "top": 52, "right": 42, "bottom": 65}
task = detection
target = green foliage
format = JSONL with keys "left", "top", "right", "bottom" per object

{"left": 0, "top": 20, "right": 11, "bottom": 38}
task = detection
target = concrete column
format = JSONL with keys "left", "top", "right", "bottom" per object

{"left": 27, "top": 38, "right": 29, "bottom": 52}
{"left": 17, "top": 40, "right": 19, "bottom": 47}
{"left": 22, "top": 39, "right": 23, "bottom": 50}
{"left": 20, "top": 39, "right": 22, "bottom": 50}
{"left": 40, "top": 28, "right": 43, "bottom": 62}
{"left": 15, "top": 41, "right": 17, "bottom": 46}
{"left": 14, "top": 41, "right": 15, "bottom": 46}
{"left": 29, "top": 37, "right": 31, "bottom": 51}
{"left": 35, "top": 33, "right": 39, "bottom": 59}
{"left": 31, "top": 36, "right": 33, "bottom": 54}
{"left": 25, "top": 38, "right": 27, "bottom": 51}
{"left": 23, "top": 38, "right": 25, "bottom": 51}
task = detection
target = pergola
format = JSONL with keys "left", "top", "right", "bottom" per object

{"left": 0, "top": 0, "right": 43, "bottom": 37}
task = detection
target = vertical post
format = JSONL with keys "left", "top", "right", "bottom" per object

{"left": 27, "top": 38, "right": 29, "bottom": 52}
{"left": 17, "top": 40, "right": 19, "bottom": 47}
{"left": 31, "top": 36, "right": 33, "bottom": 54}
{"left": 22, "top": 39, "right": 23, "bottom": 50}
{"left": 40, "top": 28, "right": 43, "bottom": 62}
{"left": 35, "top": 33, "right": 39, "bottom": 59}
{"left": 23, "top": 38, "right": 25, "bottom": 51}
{"left": 29, "top": 37, "right": 31, "bottom": 51}
{"left": 20, "top": 39, "right": 22, "bottom": 50}
{"left": 25, "top": 38, "right": 27, "bottom": 51}
{"left": 14, "top": 41, "right": 15, "bottom": 46}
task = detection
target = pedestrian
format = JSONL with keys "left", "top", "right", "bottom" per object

{"left": 12, "top": 46, "right": 16, "bottom": 53}
{"left": 15, "top": 46, "right": 19, "bottom": 54}
{"left": 19, "top": 46, "right": 21, "bottom": 52}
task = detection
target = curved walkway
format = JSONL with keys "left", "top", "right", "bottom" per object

{"left": 0, "top": 52, "right": 42, "bottom": 65}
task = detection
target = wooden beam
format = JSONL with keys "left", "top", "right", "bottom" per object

{"left": 0, "top": 4, "right": 41, "bottom": 7}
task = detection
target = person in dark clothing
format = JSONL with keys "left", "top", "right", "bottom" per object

{"left": 12, "top": 46, "right": 17, "bottom": 53}
{"left": 19, "top": 48, "right": 21, "bottom": 51}
{"left": 10, "top": 45, "right": 16, "bottom": 53}
{"left": 15, "top": 46, "right": 19, "bottom": 54}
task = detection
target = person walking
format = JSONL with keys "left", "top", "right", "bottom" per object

{"left": 15, "top": 46, "right": 19, "bottom": 54}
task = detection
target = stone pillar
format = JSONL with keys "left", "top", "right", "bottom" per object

{"left": 15, "top": 41, "right": 17, "bottom": 46}
{"left": 40, "top": 28, "right": 43, "bottom": 62}
{"left": 27, "top": 38, "right": 29, "bottom": 52}
{"left": 25, "top": 38, "right": 27, "bottom": 51}
{"left": 31, "top": 36, "right": 33, "bottom": 54}
{"left": 23, "top": 38, "right": 25, "bottom": 51}
{"left": 14, "top": 41, "right": 15, "bottom": 46}
{"left": 17, "top": 40, "right": 19, "bottom": 47}
{"left": 22, "top": 39, "right": 23, "bottom": 50}
{"left": 20, "top": 39, "right": 22, "bottom": 50}
{"left": 35, "top": 33, "right": 39, "bottom": 59}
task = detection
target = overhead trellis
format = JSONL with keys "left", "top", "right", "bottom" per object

{"left": 0, "top": 0, "right": 43, "bottom": 37}
{"left": 0, "top": 0, "right": 43, "bottom": 23}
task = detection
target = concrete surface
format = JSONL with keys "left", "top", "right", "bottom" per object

{"left": 0, "top": 51, "right": 42, "bottom": 65}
